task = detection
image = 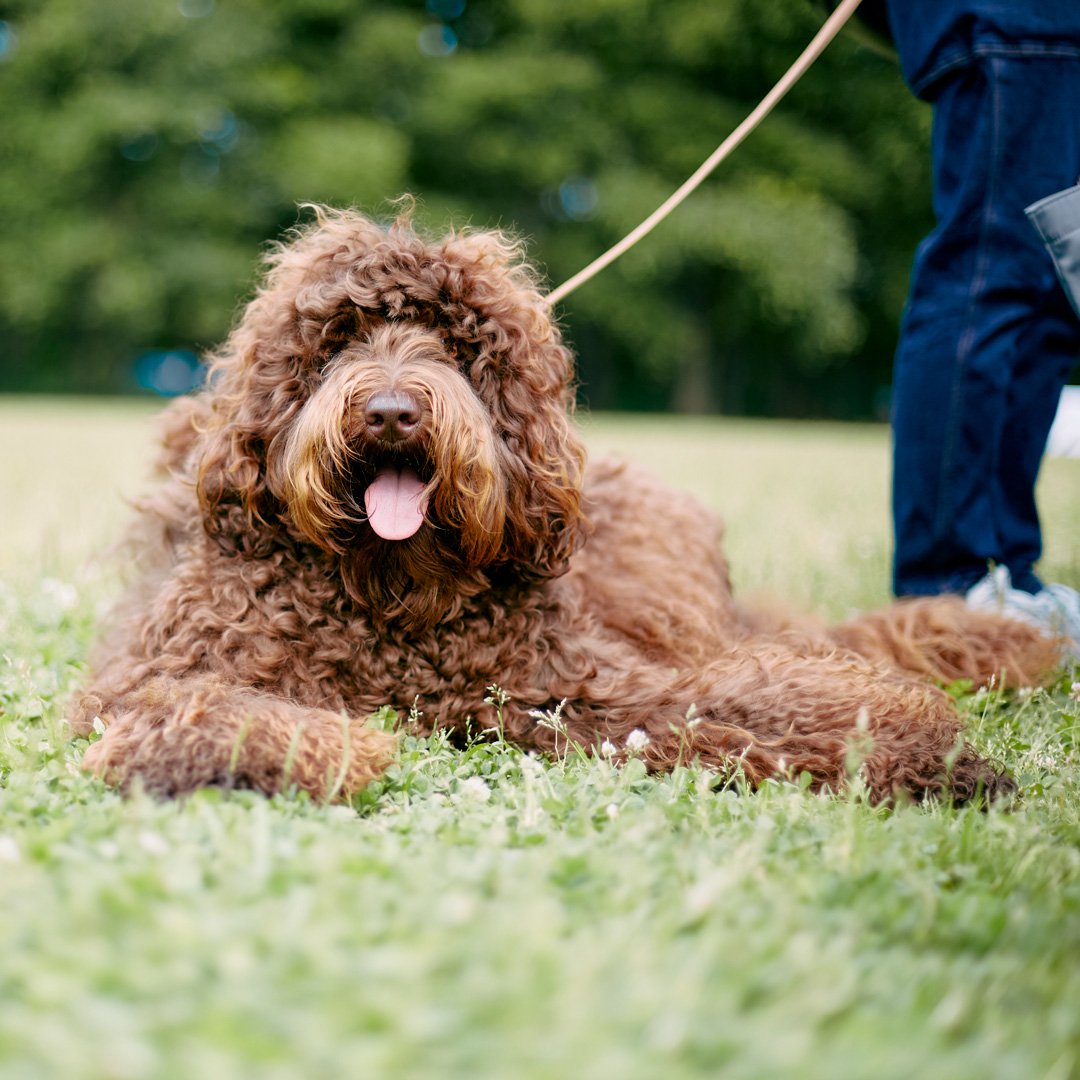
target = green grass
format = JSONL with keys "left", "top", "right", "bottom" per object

{"left": 2, "top": 397, "right": 1080, "bottom": 1080}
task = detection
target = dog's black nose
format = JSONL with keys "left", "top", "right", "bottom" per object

{"left": 365, "top": 391, "right": 422, "bottom": 443}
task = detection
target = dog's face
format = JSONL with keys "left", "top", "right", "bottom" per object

{"left": 272, "top": 321, "right": 508, "bottom": 567}
{"left": 189, "top": 208, "right": 587, "bottom": 626}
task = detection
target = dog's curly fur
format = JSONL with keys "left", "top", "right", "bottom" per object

{"left": 70, "top": 207, "right": 1063, "bottom": 804}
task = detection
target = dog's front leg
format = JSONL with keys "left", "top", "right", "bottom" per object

{"left": 70, "top": 674, "right": 396, "bottom": 800}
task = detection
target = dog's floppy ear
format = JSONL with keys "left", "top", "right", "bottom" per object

{"left": 194, "top": 209, "right": 386, "bottom": 553}
{"left": 191, "top": 271, "right": 304, "bottom": 553}
{"left": 194, "top": 323, "right": 295, "bottom": 556}
{"left": 437, "top": 231, "right": 588, "bottom": 581}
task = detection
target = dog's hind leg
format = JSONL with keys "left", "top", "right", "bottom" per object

{"left": 70, "top": 674, "right": 396, "bottom": 800}
{"left": 555, "top": 644, "right": 1013, "bottom": 804}
{"left": 688, "top": 649, "right": 1014, "bottom": 803}
{"left": 826, "top": 597, "right": 1063, "bottom": 689}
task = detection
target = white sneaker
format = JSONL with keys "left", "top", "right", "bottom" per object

{"left": 966, "top": 565, "right": 1080, "bottom": 660}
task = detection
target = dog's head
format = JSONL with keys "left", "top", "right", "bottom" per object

{"left": 186, "top": 206, "right": 587, "bottom": 626}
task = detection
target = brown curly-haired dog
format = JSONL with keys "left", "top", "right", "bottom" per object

{"left": 70, "top": 207, "right": 1063, "bottom": 804}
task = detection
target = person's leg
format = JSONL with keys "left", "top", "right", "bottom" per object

{"left": 995, "top": 296, "right": 1078, "bottom": 590}
{"left": 892, "top": 54, "right": 1080, "bottom": 598}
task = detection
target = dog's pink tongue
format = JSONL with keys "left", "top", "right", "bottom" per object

{"left": 364, "top": 466, "right": 428, "bottom": 541}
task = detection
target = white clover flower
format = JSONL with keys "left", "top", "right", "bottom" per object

{"left": 137, "top": 830, "right": 168, "bottom": 856}
{"left": 30, "top": 577, "right": 79, "bottom": 627}
{"left": 599, "top": 740, "right": 618, "bottom": 758}
{"left": 40, "top": 578, "right": 78, "bottom": 612}
{"left": 457, "top": 776, "right": 491, "bottom": 802}
{"left": 625, "top": 729, "right": 650, "bottom": 755}
{"left": 518, "top": 752, "right": 543, "bottom": 776}
{"left": 1070, "top": 682, "right": 1080, "bottom": 702}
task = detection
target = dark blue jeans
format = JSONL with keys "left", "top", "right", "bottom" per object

{"left": 892, "top": 52, "right": 1080, "bottom": 597}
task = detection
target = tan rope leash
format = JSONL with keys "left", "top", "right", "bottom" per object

{"left": 545, "top": 0, "right": 866, "bottom": 308}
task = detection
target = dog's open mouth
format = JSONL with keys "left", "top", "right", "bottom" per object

{"left": 363, "top": 463, "right": 429, "bottom": 541}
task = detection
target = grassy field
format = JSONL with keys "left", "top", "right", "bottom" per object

{"left": 2, "top": 396, "right": 1080, "bottom": 1079}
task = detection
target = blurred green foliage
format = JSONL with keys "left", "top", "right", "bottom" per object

{"left": 0, "top": 0, "right": 932, "bottom": 414}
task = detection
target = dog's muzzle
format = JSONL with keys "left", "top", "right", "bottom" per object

{"left": 360, "top": 389, "right": 429, "bottom": 541}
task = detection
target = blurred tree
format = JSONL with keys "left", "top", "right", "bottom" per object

{"left": 0, "top": 0, "right": 932, "bottom": 414}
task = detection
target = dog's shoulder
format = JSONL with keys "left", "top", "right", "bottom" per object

{"left": 580, "top": 452, "right": 726, "bottom": 560}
